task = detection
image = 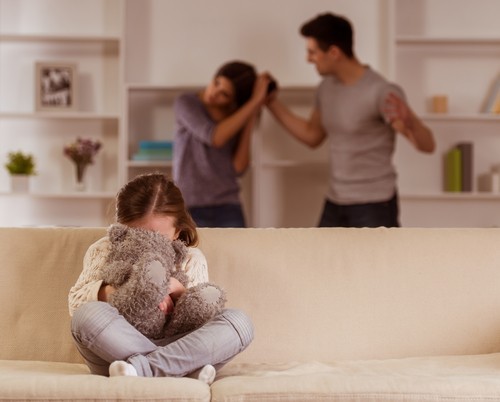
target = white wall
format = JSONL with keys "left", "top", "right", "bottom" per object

{"left": 0, "top": 0, "right": 396, "bottom": 227}
{"left": 124, "top": 0, "right": 389, "bottom": 85}
{"left": 121, "top": 0, "right": 390, "bottom": 228}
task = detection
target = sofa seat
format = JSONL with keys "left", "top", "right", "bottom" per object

{"left": 0, "top": 360, "right": 211, "bottom": 402}
{"left": 212, "top": 353, "right": 500, "bottom": 401}
{"left": 3, "top": 227, "right": 500, "bottom": 401}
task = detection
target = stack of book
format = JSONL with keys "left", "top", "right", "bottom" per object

{"left": 132, "top": 141, "right": 173, "bottom": 161}
{"left": 444, "top": 142, "right": 473, "bottom": 192}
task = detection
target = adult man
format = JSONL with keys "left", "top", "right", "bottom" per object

{"left": 267, "top": 13, "right": 435, "bottom": 227}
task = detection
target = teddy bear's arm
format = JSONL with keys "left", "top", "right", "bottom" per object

{"left": 106, "top": 260, "right": 169, "bottom": 339}
{"left": 164, "top": 283, "right": 226, "bottom": 337}
{"left": 179, "top": 247, "right": 209, "bottom": 287}
{"left": 100, "top": 260, "right": 132, "bottom": 287}
{"left": 171, "top": 269, "right": 190, "bottom": 288}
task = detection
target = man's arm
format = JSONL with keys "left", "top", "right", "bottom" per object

{"left": 383, "top": 92, "right": 435, "bottom": 153}
{"left": 267, "top": 97, "right": 326, "bottom": 148}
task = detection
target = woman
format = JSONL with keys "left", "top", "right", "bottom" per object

{"left": 68, "top": 173, "right": 254, "bottom": 382}
{"left": 173, "top": 60, "right": 272, "bottom": 227}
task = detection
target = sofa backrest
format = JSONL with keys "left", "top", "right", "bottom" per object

{"left": 1, "top": 227, "right": 500, "bottom": 365}
{"left": 198, "top": 227, "right": 500, "bottom": 364}
{"left": 0, "top": 227, "right": 106, "bottom": 364}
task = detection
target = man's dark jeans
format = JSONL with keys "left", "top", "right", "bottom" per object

{"left": 318, "top": 193, "right": 400, "bottom": 228}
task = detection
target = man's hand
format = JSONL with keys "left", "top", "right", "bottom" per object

{"left": 382, "top": 92, "right": 435, "bottom": 153}
{"left": 383, "top": 92, "right": 414, "bottom": 136}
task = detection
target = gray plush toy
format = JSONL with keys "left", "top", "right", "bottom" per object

{"left": 100, "top": 223, "right": 226, "bottom": 339}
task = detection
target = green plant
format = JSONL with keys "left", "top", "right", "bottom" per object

{"left": 4, "top": 151, "right": 36, "bottom": 175}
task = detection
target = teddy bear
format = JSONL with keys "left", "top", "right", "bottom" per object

{"left": 100, "top": 223, "right": 226, "bottom": 339}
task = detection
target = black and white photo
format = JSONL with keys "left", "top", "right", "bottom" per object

{"left": 35, "top": 62, "right": 77, "bottom": 111}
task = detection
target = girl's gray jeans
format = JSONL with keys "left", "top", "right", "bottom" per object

{"left": 71, "top": 301, "right": 254, "bottom": 377}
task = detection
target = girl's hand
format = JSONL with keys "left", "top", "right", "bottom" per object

{"left": 159, "top": 277, "right": 186, "bottom": 315}
{"left": 167, "top": 277, "right": 186, "bottom": 302}
{"left": 159, "top": 294, "right": 175, "bottom": 315}
{"left": 98, "top": 284, "right": 115, "bottom": 302}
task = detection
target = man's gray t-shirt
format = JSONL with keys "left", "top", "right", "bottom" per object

{"left": 173, "top": 93, "right": 240, "bottom": 208}
{"left": 317, "top": 67, "right": 405, "bottom": 204}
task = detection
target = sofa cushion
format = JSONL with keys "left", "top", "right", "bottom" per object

{"left": 199, "top": 228, "right": 500, "bottom": 364}
{"left": 0, "top": 227, "right": 106, "bottom": 364}
{"left": 0, "top": 360, "right": 210, "bottom": 402}
{"left": 211, "top": 353, "right": 500, "bottom": 401}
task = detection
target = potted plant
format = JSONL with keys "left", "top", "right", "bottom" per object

{"left": 4, "top": 151, "right": 36, "bottom": 192}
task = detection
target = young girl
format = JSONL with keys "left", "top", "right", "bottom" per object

{"left": 68, "top": 173, "right": 254, "bottom": 383}
{"left": 173, "top": 60, "right": 272, "bottom": 227}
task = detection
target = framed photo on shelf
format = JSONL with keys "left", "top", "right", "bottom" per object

{"left": 35, "top": 61, "right": 77, "bottom": 112}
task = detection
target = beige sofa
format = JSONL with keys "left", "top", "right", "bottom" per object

{"left": 1, "top": 226, "right": 500, "bottom": 401}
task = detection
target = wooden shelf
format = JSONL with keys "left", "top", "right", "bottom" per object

{"left": 0, "top": 33, "right": 120, "bottom": 44}
{"left": 422, "top": 114, "right": 500, "bottom": 122}
{"left": 0, "top": 112, "right": 120, "bottom": 121}
{"left": 395, "top": 36, "right": 500, "bottom": 45}
{"left": 126, "top": 84, "right": 202, "bottom": 92}
{"left": 0, "top": 191, "right": 116, "bottom": 199}
{"left": 127, "top": 160, "right": 173, "bottom": 168}
{"left": 400, "top": 192, "right": 500, "bottom": 201}
{"left": 260, "top": 160, "right": 328, "bottom": 169}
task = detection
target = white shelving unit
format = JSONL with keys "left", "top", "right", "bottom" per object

{"left": 123, "top": 83, "right": 258, "bottom": 224}
{"left": 389, "top": 0, "right": 500, "bottom": 227}
{"left": 252, "top": 87, "right": 329, "bottom": 228}
{"left": 1, "top": 0, "right": 498, "bottom": 228}
{"left": 0, "top": 0, "right": 122, "bottom": 226}
{"left": 123, "top": 85, "right": 201, "bottom": 182}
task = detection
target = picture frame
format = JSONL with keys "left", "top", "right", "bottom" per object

{"left": 35, "top": 61, "right": 77, "bottom": 112}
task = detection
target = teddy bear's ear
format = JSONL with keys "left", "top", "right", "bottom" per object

{"left": 108, "top": 223, "right": 129, "bottom": 243}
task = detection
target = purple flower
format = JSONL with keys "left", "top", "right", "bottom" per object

{"left": 63, "top": 137, "right": 102, "bottom": 166}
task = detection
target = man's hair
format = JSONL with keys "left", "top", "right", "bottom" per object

{"left": 300, "top": 12, "right": 354, "bottom": 58}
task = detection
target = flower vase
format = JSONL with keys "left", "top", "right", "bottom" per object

{"left": 75, "top": 163, "right": 87, "bottom": 191}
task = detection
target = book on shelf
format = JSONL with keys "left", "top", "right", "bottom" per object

{"left": 132, "top": 153, "right": 172, "bottom": 161}
{"left": 132, "top": 140, "right": 173, "bottom": 161}
{"left": 444, "top": 142, "right": 474, "bottom": 193}
{"left": 481, "top": 74, "right": 500, "bottom": 114}
{"left": 457, "top": 142, "right": 473, "bottom": 192}
{"left": 138, "top": 140, "right": 173, "bottom": 149}
{"left": 445, "top": 147, "right": 462, "bottom": 192}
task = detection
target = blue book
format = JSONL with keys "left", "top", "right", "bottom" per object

{"left": 132, "top": 153, "right": 172, "bottom": 161}
{"left": 139, "top": 140, "right": 172, "bottom": 150}
{"left": 136, "top": 149, "right": 172, "bottom": 156}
